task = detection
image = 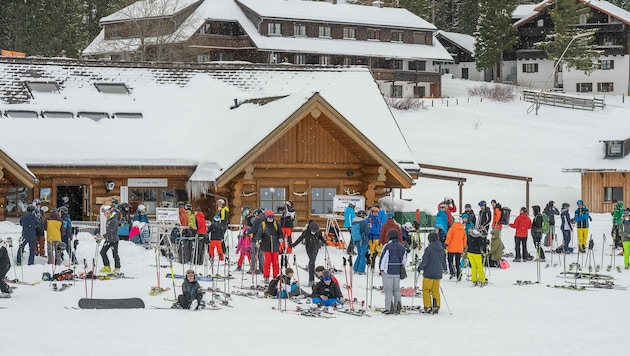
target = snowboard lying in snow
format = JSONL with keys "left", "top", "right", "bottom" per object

{"left": 78, "top": 297, "right": 145, "bottom": 309}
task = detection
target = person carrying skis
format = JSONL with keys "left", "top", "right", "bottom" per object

{"left": 291, "top": 221, "right": 326, "bottom": 286}
{"left": 256, "top": 210, "right": 282, "bottom": 283}
{"left": 0, "top": 238, "right": 12, "bottom": 298}
{"left": 99, "top": 205, "right": 121, "bottom": 274}
{"left": 574, "top": 200, "right": 590, "bottom": 253}
{"left": 445, "top": 216, "right": 466, "bottom": 280}
{"left": 418, "top": 232, "right": 446, "bottom": 314}
{"left": 177, "top": 269, "right": 204, "bottom": 310}
{"left": 379, "top": 229, "right": 407, "bottom": 314}
{"left": 18, "top": 204, "right": 40, "bottom": 265}
{"left": 311, "top": 269, "right": 344, "bottom": 307}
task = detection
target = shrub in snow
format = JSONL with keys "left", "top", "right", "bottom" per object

{"left": 385, "top": 97, "right": 427, "bottom": 110}
{"left": 468, "top": 83, "right": 516, "bottom": 102}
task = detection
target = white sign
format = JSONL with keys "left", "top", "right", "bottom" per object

{"left": 127, "top": 178, "right": 168, "bottom": 187}
{"left": 156, "top": 208, "right": 180, "bottom": 223}
{"left": 333, "top": 195, "right": 365, "bottom": 213}
{"left": 120, "top": 186, "right": 128, "bottom": 204}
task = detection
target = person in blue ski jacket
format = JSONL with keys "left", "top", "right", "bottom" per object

{"left": 59, "top": 206, "right": 75, "bottom": 263}
{"left": 18, "top": 205, "right": 40, "bottom": 265}
{"left": 366, "top": 207, "right": 382, "bottom": 255}
{"left": 178, "top": 269, "right": 204, "bottom": 310}
{"left": 351, "top": 211, "right": 370, "bottom": 274}
{"left": 574, "top": 200, "right": 590, "bottom": 253}
{"left": 436, "top": 203, "right": 449, "bottom": 233}
{"left": 343, "top": 203, "right": 356, "bottom": 229}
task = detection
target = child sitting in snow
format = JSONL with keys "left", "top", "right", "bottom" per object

{"left": 265, "top": 267, "right": 299, "bottom": 298}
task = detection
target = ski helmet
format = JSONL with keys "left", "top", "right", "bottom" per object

{"left": 213, "top": 215, "right": 221, "bottom": 222}
{"left": 137, "top": 204, "right": 146, "bottom": 213}
{"left": 59, "top": 206, "right": 69, "bottom": 214}
{"left": 27, "top": 205, "right": 36, "bottom": 213}
{"left": 264, "top": 210, "right": 274, "bottom": 218}
{"left": 185, "top": 203, "right": 192, "bottom": 210}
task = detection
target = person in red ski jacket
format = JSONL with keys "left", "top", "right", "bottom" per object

{"left": 509, "top": 207, "right": 532, "bottom": 262}
{"left": 438, "top": 197, "right": 457, "bottom": 228}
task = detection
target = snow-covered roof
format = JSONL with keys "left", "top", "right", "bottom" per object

{"left": 0, "top": 58, "right": 416, "bottom": 183}
{"left": 512, "top": 4, "right": 539, "bottom": 20}
{"left": 436, "top": 31, "right": 475, "bottom": 55}
{"left": 586, "top": 0, "right": 630, "bottom": 25}
{"left": 101, "top": 0, "right": 201, "bottom": 23}
{"left": 84, "top": 0, "right": 451, "bottom": 61}
{"left": 513, "top": 0, "right": 630, "bottom": 27}
{"left": 236, "top": 0, "right": 436, "bottom": 30}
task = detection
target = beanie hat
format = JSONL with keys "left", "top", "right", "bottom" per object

{"left": 387, "top": 229, "right": 399, "bottom": 240}
{"left": 386, "top": 212, "right": 395, "bottom": 218}
{"left": 465, "top": 203, "right": 471, "bottom": 208}
{"left": 428, "top": 232, "right": 439, "bottom": 242}
{"left": 322, "top": 270, "right": 331, "bottom": 278}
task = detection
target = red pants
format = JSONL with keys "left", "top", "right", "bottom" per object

{"left": 208, "top": 240, "right": 224, "bottom": 260}
{"left": 237, "top": 252, "right": 250, "bottom": 267}
{"left": 263, "top": 251, "right": 280, "bottom": 279}
{"left": 280, "top": 227, "right": 293, "bottom": 254}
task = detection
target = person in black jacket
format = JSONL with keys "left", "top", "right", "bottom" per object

{"left": 311, "top": 270, "right": 344, "bottom": 307}
{"left": 99, "top": 205, "right": 121, "bottom": 274}
{"left": 478, "top": 200, "right": 492, "bottom": 235}
{"left": 256, "top": 210, "right": 282, "bottom": 283}
{"left": 543, "top": 201, "right": 560, "bottom": 247}
{"left": 247, "top": 208, "right": 265, "bottom": 275}
{"left": 0, "top": 238, "right": 12, "bottom": 297}
{"left": 379, "top": 229, "right": 407, "bottom": 314}
{"left": 418, "top": 232, "right": 447, "bottom": 314}
{"left": 531, "top": 205, "right": 545, "bottom": 262}
{"left": 279, "top": 200, "right": 296, "bottom": 254}
{"left": 467, "top": 229, "right": 489, "bottom": 287}
{"left": 291, "top": 221, "right": 326, "bottom": 286}
{"left": 178, "top": 269, "right": 204, "bottom": 310}
{"left": 17, "top": 204, "right": 40, "bottom": 265}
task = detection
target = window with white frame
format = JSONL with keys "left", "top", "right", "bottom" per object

{"left": 294, "top": 24, "right": 306, "bottom": 37}
{"left": 597, "top": 82, "right": 614, "bottom": 92}
{"left": 579, "top": 14, "right": 588, "bottom": 25}
{"left": 295, "top": 54, "right": 306, "bottom": 64}
{"left": 260, "top": 187, "right": 286, "bottom": 213}
{"left": 537, "top": 19, "right": 544, "bottom": 27}
{"left": 600, "top": 60, "right": 614, "bottom": 70}
{"left": 197, "top": 54, "right": 211, "bottom": 63}
{"left": 200, "top": 23, "right": 212, "bottom": 34}
{"left": 391, "top": 31, "right": 403, "bottom": 42}
{"left": 522, "top": 63, "right": 538, "bottom": 73}
{"left": 320, "top": 55, "right": 330, "bottom": 65}
{"left": 394, "top": 59, "right": 403, "bottom": 70}
{"left": 391, "top": 85, "right": 403, "bottom": 98}
{"left": 269, "top": 53, "right": 279, "bottom": 63}
{"left": 268, "top": 23, "right": 281, "bottom": 36}
{"left": 318, "top": 26, "right": 331, "bottom": 38}
{"left": 310, "top": 188, "right": 336, "bottom": 214}
{"left": 344, "top": 57, "right": 356, "bottom": 65}
{"left": 576, "top": 83, "right": 592, "bottom": 92}
{"left": 343, "top": 28, "right": 355, "bottom": 39}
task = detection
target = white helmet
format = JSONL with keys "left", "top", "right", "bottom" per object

{"left": 217, "top": 199, "right": 225, "bottom": 206}
{"left": 137, "top": 204, "right": 146, "bottom": 213}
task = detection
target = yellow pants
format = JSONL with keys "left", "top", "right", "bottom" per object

{"left": 577, "top": 228, "right": 589, "bottom": 249}
{"left": 469, "top": 253, "right": 485, "bottom": 283}
{"left": 623, "top": 241, "right": 630, "bottom": 268}
{"left": 422, "top": 277, "right": 440, "bottom": 308}
{"left": 368, "top": 239, "right": 381, "bottom": 255}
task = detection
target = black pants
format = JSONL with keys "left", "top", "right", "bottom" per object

{"left": 447, "top": 252, "right": 462, "bottom": 278}
{"left": 532, "top": 232, "right": 545, "bottom": 260}
{"left": 514, "top": 236, "right": 529, "bottom": 259}
{"left": 17, "top": 239, "right": 36, "bottom": 265}
{"left": 306, "top": 247, "right": 319, "bottom": 283}
{"left": 100, "top": 241, "right": 120, "bottom": 268}
{"left": 0, "top": 264, "right": 10, "bottom": 293}
{"left": 178, "top": 292, "right": 203, "bottom": 309}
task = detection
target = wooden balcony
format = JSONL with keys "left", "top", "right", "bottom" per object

{"left": 371, "top": 68, "right": 441, "bottom": 83}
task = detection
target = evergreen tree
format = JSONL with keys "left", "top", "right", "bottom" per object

{"left": 456, "top": 0, "right": 480, "bottom": 35}
{"left": 474, "top": 0, "right": 518, "bottom": 81}
{"left": 535, "top": 0, "right": 601, "bottom": 78}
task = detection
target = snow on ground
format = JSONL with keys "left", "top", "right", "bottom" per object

{"left": 2, "top": 76, "right": 630, "bottom": 355}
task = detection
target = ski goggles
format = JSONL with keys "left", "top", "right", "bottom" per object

{"left": 322, "top": 276, "right": 332, "bottom": 282}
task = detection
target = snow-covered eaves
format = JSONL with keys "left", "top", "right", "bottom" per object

{"left": 0, "top": 147, "right": 38, "bottom": 188}
{"left": 514, "top": 0, "right": 630, "bottom": 27}
{"left": 101, "top": 0, "right": 202, "bottom": 23}
{"left": 436, "top": 31, "right": 475, "bottom": 56}
{"left": 0, "top": 58, "right": 417, "bottom": 183}
{"left": 236, "top": 0, "right": 436, "bottom": 30}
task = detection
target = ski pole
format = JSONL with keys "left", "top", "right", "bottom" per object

{"left": 439, "top": 284, "right": 452, "bottom": 315}
{"left": 19, "top": 236, "right": 24, "bottom": 281}
{"left": 600, "top": 233, "right": 605, "bottom": 272}
{"left": 349, "top": 255, "right": 354, "bottom": 310}
{"left": 90, "top": 258, "right": 95, "bottom": 298}
{"left": 7, "top": 237, "right": 18, "bottom": 281}
{"left": 83, "top": 259, "right": 88, "bottom": 298}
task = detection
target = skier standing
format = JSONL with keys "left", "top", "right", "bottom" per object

{"left": 510, "top": 207, "right": 532, "bottom": 262}
{"left": 0, "top": 238, "right": 12, "bottom": 298}
{"left": 560, "top": 203, "right": 573, "bottom": 252}
{"left": 99, "top": 205, "right": 121, "bottom": 274}
{"left": 18, "top": 205, "right": 40, "bottom": 265}
{"left": 256, "top": 210, "right": 282, "bottom": 283}
{"left": 418, "top": 232, "right": 446, "bottom": 314}
{"left": 379, "top": 230, "right": 407, "bottom": 314}
{"left": 574, "top": 200, "right": 590, "bottom": 253}
{"left": 291, "top": 221, "right": 326, "bottom": 286}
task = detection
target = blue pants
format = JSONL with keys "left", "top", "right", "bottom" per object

{"left": 353, "top": 244, "right": 368, "bottom": 273}
{"left": 17, "top": 239, "right": 36, "bottom": 265}
{"left": 311, "top": 297, "right": 342, "bottom": 307}
{"left": 562, "top": 230, "right": 571, "bottom": 251}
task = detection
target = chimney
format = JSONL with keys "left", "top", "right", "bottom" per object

{"left": 372, "top": 1, "right": 383, "bottom": 7}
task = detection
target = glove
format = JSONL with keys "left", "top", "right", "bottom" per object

{"left": 279, "top": 238, "right": 284, "bottom": 244}
{"left": 290, "top": 243, "right": 295, "bottom": 249}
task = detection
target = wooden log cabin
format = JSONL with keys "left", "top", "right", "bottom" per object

{"left": 0, "top": 58, "right": 417, "bottom": 227}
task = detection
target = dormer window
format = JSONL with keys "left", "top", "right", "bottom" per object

{"left": 268, "top": 23, "right": 281, "bottom": 36}
{"left": 602, "top": 139, "right": 630, "bottom": 158}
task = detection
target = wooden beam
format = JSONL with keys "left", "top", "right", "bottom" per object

{"left": 419, "top": 163, "right": 532, "bottom": 182}
{"left": 418, "top": 172, "right": 467, "bottom": 182}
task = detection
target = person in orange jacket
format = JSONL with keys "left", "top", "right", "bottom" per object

{"left": 445, "top": 216, "right": 467, "bottom": 280}
{"left": 509, "top": 207, "right": 532, "bottom": 262}
{"left": 490, "top": 199, "right": 503, "bottom": 241}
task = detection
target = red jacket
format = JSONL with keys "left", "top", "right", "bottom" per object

{"left": 378, "top": 218, "right": 403, "bottom": 245}
{"left": 509, "top": 213, "right": 532, "bottom": 238}
{"left": 196, "top": 211, "right": 207, "bottom": 234}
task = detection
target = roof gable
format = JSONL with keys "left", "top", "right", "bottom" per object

{"left": 514, "top": 0, "right": 630, "bottom": 27}
{"left": 0, "top": 148, "right": 37, "bottom": 188}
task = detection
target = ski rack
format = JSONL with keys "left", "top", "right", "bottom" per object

{"left": 148, "top": 221, "right": 179, "bottom": 259}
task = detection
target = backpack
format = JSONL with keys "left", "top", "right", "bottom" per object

{"left": 499, "top": 207, "right": 511, "bottom": 225}
{"left": 541, "top": 213, "right": 550, "bottom": 234}
{"left": 351, "top": 223, "right": 362, "bottom": 243}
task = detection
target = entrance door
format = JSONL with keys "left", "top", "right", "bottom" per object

{"left": 57, "top": 186, "right": 83, "bottom": 221}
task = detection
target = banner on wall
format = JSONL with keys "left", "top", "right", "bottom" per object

{"left": 332, "top": 195, "right": 365, "bottom": 213}
{"left": 156, "top": 208, "right": 179, "bottom": 223}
